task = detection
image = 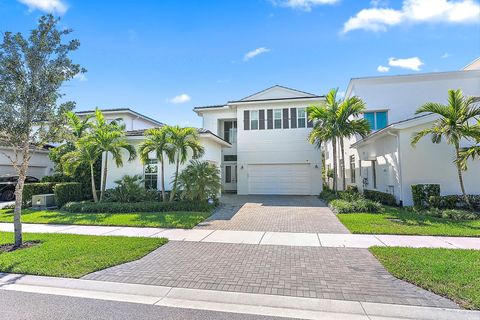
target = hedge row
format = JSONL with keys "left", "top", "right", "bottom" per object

{"left": 329, "top": 198, "right": 382, "bottom": 213}
{"left": 363, "top": 189, "right": 397, "bottom": 206}
{"left": 22, "top": 182, "right": 56, "bottom": 207}
{"left": 54, "top": 182, "right": 83, "bottom": 208}
{"left": 63, "top": 200, "right": 214, "bottom": 214}
{"left": 411, "top": 184, "right": 440, "bottom": 209}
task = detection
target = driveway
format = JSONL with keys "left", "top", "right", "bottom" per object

{"left": 84, "top": 241, "right": 457, "bottom": 308}
{"left": 196, "top": 195, "right": 350, "bottom": 234}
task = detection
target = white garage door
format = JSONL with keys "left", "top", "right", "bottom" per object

{"left": 248, "top": 164, "right": 311, "bottom": 195}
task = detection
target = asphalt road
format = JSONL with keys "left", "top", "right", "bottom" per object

{"left": 0, "top": 290, "right": 295, "bottom": 320}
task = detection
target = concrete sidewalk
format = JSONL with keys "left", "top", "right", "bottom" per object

{"left": 0, "top": 222, "right": 479, "bottom": 249}
{"left": 0, "top": 273, "right": 478, "bottom": 320}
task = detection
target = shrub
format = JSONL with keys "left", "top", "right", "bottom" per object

{"left": 22, "top": 182, "right": 56, "bottom": 207}
{"left": 63, "top": 200, "right": 214, "bottom": 213}
{"left": 422, "top": 208, "right": 479, "bottom": 221}
{"left": 177, "top": 160, "right": 221, "bottom": 202}
{"left": 436, "top": 195, "right": 480, "bottom": 211}
{"left": 364, "top": 189, "right": 397, "bottom": 206}
{"left": 346, "top": 185, "right": 359, "bottom": 193}
{"left": 104, "top": 175, "right": 148, "bottom": 203}
{"left": 411, "top": 184, "right": 440, "bottom": 209}
{"left": 330, "top": 198, "right": 382, "bottom": 213}
{"left": 54, "top": 182, "right": 83, "bottom": 208}
{"left": 319, "top": 189, "right": 338, "bottom": 203}
{"left": 338, "top": 191, "right": 362, "bottom": 202}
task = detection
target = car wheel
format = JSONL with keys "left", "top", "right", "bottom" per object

{"left": 1, "top": 189, "right": 15, "bottom": 201}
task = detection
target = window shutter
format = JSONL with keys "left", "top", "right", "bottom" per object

{"left": 290, "top": 108, "right": 297, "bottom": 128}
{"left": 307, "top": 109, "right": 313, "bottom": 128}
{"left": 282, "top": 108, "right": 289, "bottom": 129}
{"left": 267, "top": 109, "right": 273, "bottom": 129}
{"left": 259, "top": 110, "right": 265, "bottom": 130}
{"left": 244, "top": 110, "right": 250, "bottom": 130}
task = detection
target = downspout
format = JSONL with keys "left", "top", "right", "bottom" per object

{"left": 387, "top": 131, "right": 404, "bottom": 206}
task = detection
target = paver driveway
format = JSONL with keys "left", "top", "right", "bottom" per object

{"left": 84, "top": 241, "right": 457, "bottom": 308}
{"left": 196, "top": 195, "right": 349, "bottom": 233}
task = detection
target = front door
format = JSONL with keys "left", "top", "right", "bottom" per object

{"left": 223, "top": 164, "right": 237, "bottom": 192}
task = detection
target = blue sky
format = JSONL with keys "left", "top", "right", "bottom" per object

{"left": 1, "top": 0, "right": 479, "bottom": 127}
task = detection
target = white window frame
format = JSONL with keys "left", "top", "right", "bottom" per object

{"left": 273, "top": 109, "right": 282, "bottom": 129}
{"left": 144, "top": 159, "right": 158, "bottom": 190}
{"left": 297, "top": 108, "right": 306, "bottom": 128}
{"left": 250, "top": 110, "right": 259, "bottom": 130}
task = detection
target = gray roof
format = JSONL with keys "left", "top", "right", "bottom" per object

{"left": 125, "top": 127, "right": 230, "bottom": 145}
{"left": 76, "top": 108, "right": 164, "bottom": 126}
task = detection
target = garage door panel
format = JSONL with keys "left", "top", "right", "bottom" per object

{"left": 248, "top": 164, "right": 311, "bottom": 195}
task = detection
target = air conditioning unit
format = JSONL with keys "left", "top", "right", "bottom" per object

{"left": 32, "top": 194, "right": 56, "bottom": 209}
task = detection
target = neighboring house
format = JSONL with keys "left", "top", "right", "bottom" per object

{"left": 324, "top": 62, "right": 480, "bottom": 206}
{"left": 194, "top": 85, "right": 324, "bottom": 195}
{"left": 0, "top": 145, "right": 54, "bottom": 179}
{"left": 76, "top": 108, "right": 164, "bottom": 131}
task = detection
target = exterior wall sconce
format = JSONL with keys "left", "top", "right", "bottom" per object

{"left": 315, "top": 164, "right": 319, "bottom": 168}
{"left": 241, "top": 165, "right": 244, "bottom": 169}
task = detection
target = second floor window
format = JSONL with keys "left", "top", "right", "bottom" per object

{"left": 364, "top": 111, "right": 388, "bottom": 130}
{"left": 297, "top": 108, "right": 306, "bottom": 128}
{"left": 274, "top": 109, "right": 282, "bottom": 129}
{"left": 223, "top": 121, "right": 237, "bottom": 143}
{"left": 250, "top": 110, "right": 259, "bottom": 130}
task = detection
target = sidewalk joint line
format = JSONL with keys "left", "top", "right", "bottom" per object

{"left": 258, "top": 231, "right": 267, "bottom": 245}
{"left": 316, "top": 233, "right": 322, "bottom": 246}
{"left": 374, "top": 235, "right": 387, "bottom": 246}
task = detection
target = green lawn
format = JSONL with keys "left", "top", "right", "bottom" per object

{"left": 0, "top": 232, "right": 167, "bottom": 278}
{"left": 338, "top": 206, "right": 480, "bottom": 237}
{"left": 370, "top": 247, "right": 480, "bottom": 310}
{"left": 0, "top": 208, "right": 212, "bottom": 229}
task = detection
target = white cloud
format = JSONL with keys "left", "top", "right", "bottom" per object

{"left": 243, "top": 47, "right": 270, "bottom": 61}
{"left": 441, "top": 52, "right": 451, "bottom": 58}
{"left": 343, "top": 0, "right": 480, "bottom": 33}
{"left": 388, "top": 57, "right": 424, "bottom": 71}
{"left": 74, "top": 73, "right": 87, "bottom": 81}
{"left": 18, "top": 0, "right": 68, "bottom": 15}
{"left": 168, "top": 94, "right": 191, "bottom": 104}
{"left": 271, "top": 0, "right": 340, "bottom": 11}
{"left": 377, "top": 65, "right": 390, "bottom": 72}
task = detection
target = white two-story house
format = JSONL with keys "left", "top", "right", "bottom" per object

{"left": 324, "top": 61, "right": 480, "bottom": 206}
{"left": 194, "top": 85, "right": 324, "bottom": 195}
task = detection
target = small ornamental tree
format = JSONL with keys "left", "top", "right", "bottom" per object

{"left": 0, "top": 15, "right": 84, "bottom": 248}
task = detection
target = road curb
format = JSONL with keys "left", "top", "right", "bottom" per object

{"left": 0, "top": 273, "right": 478, "bottom": 320}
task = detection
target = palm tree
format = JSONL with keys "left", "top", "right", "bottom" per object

{"left": 165, "top": 126, "right": 204, "bottom": 201}
{"left": 65, "top": 111, "right": 93, "bottom": 140}
{"left": 411, "top": 89, "right": 480, "bottom": 206}
{"left": 90, "top": 109, "right": 137, "bottom": 201}
{"left": 138, "top": 127, "right": 172, "bottom": 201}
{"left": 177, "top": 160, "right": 221, "bottom": 201}
{"left": 308, "top": 89, "right": 371, "bottom": 192}
{"left": 337, "top": 96, "right": 371, "bottom": 189}
{"left": 458, "top": 120, "right": 480, "bottom": 169}
{"left": 62, "top": 138, "right": 101, "bottom": 202}
{"left": 308, "top": 89, "right": 340, "bottom": 191}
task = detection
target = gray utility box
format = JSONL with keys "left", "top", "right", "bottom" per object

{"left": 32, "top": 194, "right": 56, "bottom": 209}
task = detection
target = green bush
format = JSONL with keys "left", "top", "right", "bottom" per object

{"left": 319, "top": 189, "right": 338, "bottom": 203}
{"left": 436, "top": 195, "right": 480, "bottom": 211}
{"left": 63, "top": 200, "right": 214, "bottom": 213}
{"left": 346, "top": 185, "right": 359, "bottom": 193}
{"left": 104, "top": 175, "right": 149, "bottom": 203}
{"left": 177, "top": 160, "right": 221, "bottom": 202}
{"left": 330, "top": 198, "right": 382, "bottom": 213}
{"left": 22, "top": 182, "right": 56, "bottom": 207}
{"left": 411, "top": 184, "right": 440, "bottom": 209}
{"left": 54, "top": 182, "right": 83, "bottom": 208}
{"left": 422, "top": 208, "right": 479, "bottom": 221}
{"left": 364, "top": 189, "right": 397, "bottom": 206}
{"left": 338, "top": 191, "right": 362, "bottom": 202}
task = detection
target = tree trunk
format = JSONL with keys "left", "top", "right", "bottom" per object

{"left": 170, "top": 154, "right": 180, "bottom": 201}
{"left": 455, "top": 145, "right": 471, "bottom": 207}
{"left": 160, "top": 160, "right": 166, "bottom": 202}
{"left": 100, "top": 152, "right": 108, "bottom": 201}
{"left": 13, "top": 144, "right": 30, "bottom": 248}
{"left": 90, "top": 162, "right": 98, "bottom": 203}
{"left": 340, "top": 138, "right": 346, "bottom": 190}
{"left": 332, "top": 138, "right": 338, "bottom": 193}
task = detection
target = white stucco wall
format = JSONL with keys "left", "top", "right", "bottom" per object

{"left": 102, "top": 135, "right": 223, "bottom": 190}
{"left": 0, "top": 148, "right": 54, "bottom": 178}
{"left": 235, "top": 101, "right": 323, "bottom": 195}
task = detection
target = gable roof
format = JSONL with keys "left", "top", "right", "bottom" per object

{"left": 236, "top": 85, "right": 319, "bottom": 102}
{"left": 76, "top": 108, "right": 164, "bottom": 126}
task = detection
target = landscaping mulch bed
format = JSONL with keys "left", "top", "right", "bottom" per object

{"left": 0, "top": 241, "right": 41, "bottom": 253}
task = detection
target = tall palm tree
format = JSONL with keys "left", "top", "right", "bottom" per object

{"left": 90, "top": 109, "right": 137, "bottom": 201}
{"left": 138, "top": 126, "right": 173, "bottom": 201}
{"left": 308, "top": 89, "right": 371, "bottom": 192}
{"left": 308, "top": 89, "right": 340, "bottom": 192}
{"left": 411, "top": 89, "right": 480, "bottom": 206}
{"left": 65, "top": 111, "right": 93, "bottom": 140}
{"left": 337, "top": 96, "right": 371, "bottom": 189}
{"left": 62, "top": 138, "right": 101, "bottom": 202}
{"left": 165, "top": 126, "right": 204, "bottom": 201}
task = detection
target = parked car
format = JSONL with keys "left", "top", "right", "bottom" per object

{"left": 0, "top": 175, "right": 40, "bottom": 201}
